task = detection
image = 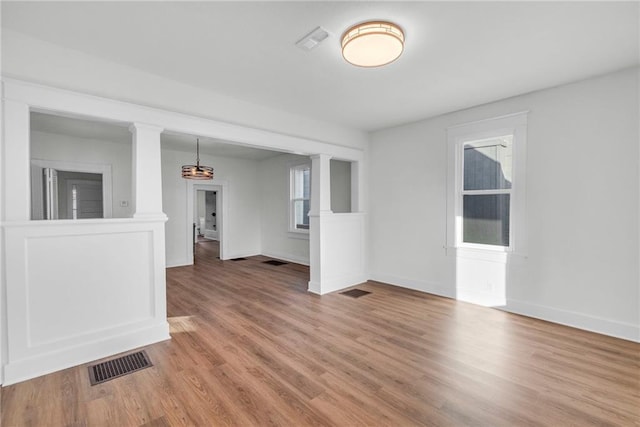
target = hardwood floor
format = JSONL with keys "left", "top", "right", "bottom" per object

{"left": 2, "top": 241, "right": 639, "bottom": 426}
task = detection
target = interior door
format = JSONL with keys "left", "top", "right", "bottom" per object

{"left": 67, "top": 180, "right": 104, "bottom": 219}
{"left": 44, "top": 168, "right": 59, "bottom": 220}
{"left": 30, "top": 165, "right": 45, "bottom": 220}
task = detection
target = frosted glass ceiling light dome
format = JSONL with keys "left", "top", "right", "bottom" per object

{"left": 341, "top": 21, "right": 405, "bottom": 67}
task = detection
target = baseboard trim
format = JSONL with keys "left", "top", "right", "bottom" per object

{"left": 368, "top": 272, "right": 454, "bottom": 299}
{"left": 308, "top": 281, "right": 321, "bottom": 295}
{"left": 166, "top": 258, "right": 190, "bottom": 268}
{"left": 223, "top": 252, "right": 261, "bottom": 261}
{"left": 368, "top": 274, "right": 639, "bottom": 343}
{"left": 262, "top": 251, "right": 309, "bottom": 266}
{"left": 3, "top": 322, "right": 170, "bottom": 386}
{"left": 307, "top": 274, "right": 368, "bottom": 295}
{"left": 502, "top": 298, "right": 640, "bottom": 343}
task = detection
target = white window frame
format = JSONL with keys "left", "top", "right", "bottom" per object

{"left": 289, "top": 163, "right": 311, "bottom": 234}
{"left": 446, "top": 112, "right": 528, "bottom": 253}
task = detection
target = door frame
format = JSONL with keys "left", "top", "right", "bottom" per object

{"left": 31, "top": 159, "right": 113, "bottom": 218}
{"left": 185, "top": 179, "right": 227, "bottom": 262}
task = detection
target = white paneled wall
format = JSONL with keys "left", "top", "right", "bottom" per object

{"left": 3, "top": 219, "right": 169, "bottom": 385}
{"left": 1, "top": 78, "right": 366, "bottom": 385}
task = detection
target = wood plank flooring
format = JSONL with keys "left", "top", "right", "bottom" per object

{"left": 2, "top": 240, "right": 639, "bottom": 426}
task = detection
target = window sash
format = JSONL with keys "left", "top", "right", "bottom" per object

{"left": 446, "top": 111, "right": 528, "bottom": 254}
{"left": 290, "top": 164, "right": 311, "bottom": 233}
{"left": 458, "top": 140, "right": 514, "bottom": 250}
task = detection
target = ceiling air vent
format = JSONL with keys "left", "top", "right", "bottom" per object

{"left": 295, "top": 26, "right": 329, "bottom": 51}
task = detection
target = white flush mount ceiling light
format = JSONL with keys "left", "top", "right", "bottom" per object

{"left": 341, "top": 21, "right": 405, "bottom": 67}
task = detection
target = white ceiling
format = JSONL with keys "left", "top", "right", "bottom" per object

{"left": 4, "top": 2, "right": 639, "bottom": 132}
{"left": 30, "top": 112, "right": 285, "bottom": 161}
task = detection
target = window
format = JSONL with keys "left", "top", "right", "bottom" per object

{"left": 462, "top": 136, "right": 512, "bottom": 246}
{"left": 290, "top": 164, "right": 311, "bottom": 232}
{"left": 447, "top": 112, "right": 527, "bottom": 252}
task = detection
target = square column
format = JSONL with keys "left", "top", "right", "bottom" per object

{"left": 308, "top": 154, "right": 332, "bottom": 294}
{"left": 309, "top": 154, "right": 332, "bottom": 215}
{"left": 2, "top": 100, "right": 31, "bottom": 221}
{"left": 129, "top": 123, "right": 165, "bottom": 218}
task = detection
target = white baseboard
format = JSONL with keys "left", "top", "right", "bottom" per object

{"left": 3, "top": 321, "right": 170, "bottom": 386}
{"left": 308, "top": 281, "right": 321, "bottom": 295}
{"left": 368, "top": 273, "right": 639, "bottom": 343}
{"left": 502, "top": 298, "right": 640, "bottom": 343}
{"left": 169, "top": 251, "right": 308, "bottom": 267}
{"left": 368, "top": 272, "right": 454, "bottom": 299}
{"left": 308, "top": 274, "right": 368, "bottom": 295}
{"left": 166, "top": 257, "right": 190, "bottom": 268}
{"left": 224, "top": 252, "right": 261, "bottom": 261}
{"left": 262, "top": 251, "right": 309, "bottom": 266}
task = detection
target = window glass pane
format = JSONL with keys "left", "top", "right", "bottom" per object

{"left": 302, "top": 168, "right": 310, "bottom": 199}
{"left": 464, "top": 136, "right": 512, "bottom": 190}
{"left": 294, "top": 199, "right": 310, "bottom": 229}
{"left": 293, "top": 167, "right": 311, "bottom": 199}
{"left": 293, "top": 169, "right": 304, "bottom": 199}
{"left": 463, "top": 194, "right": 510, "bottom": 246}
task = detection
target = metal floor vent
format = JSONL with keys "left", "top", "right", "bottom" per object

{"left": 263, "top": 260, "right": 288, "bottom": 266}
{"left": 341, "top": 289, "right": 371, "bottom": 298}
{"left": 88, "top": 350, "right": 152, "bottom": 385}
{"left": 230, "top": 257, "right": 248, "bottom": 261}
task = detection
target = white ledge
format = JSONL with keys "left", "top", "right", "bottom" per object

{"left": 1, "top": 215, "right": 168, "bottom": 228}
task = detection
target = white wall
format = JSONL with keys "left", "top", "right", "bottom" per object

{"left": 3, "top": 219, "right": 169, "bottom": 385}
{"left": 258, "top": 153, "right": 311, "bottom": 265}
{"left": 2, "top": 29, "right": 368, "bottom": 150}
{"left": 369, "top": 67, "right": 640, "bottom": 341}
{"left": 31, "top": 130, "right": 132, "bottom": 218}
{"left": 331, "top": 159, "right": 351, "bottom": 213}
{"left": 162, "top": 147, "right": 262, "bottom": 266}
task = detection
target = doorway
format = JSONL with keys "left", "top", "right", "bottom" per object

{"left": 30, "top": 160, "right": 113, "bottom": 220}
{"left": 196, "top": 190, "right": 218, "bottom": 240}
{"left": 187, "top": 182, "right": 226, "bottom": 264}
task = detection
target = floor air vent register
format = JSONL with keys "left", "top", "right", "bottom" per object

{"left": 88, "top": 350, "right": 152, "bottom": 385}
{"left": 263, "top": 260, "right": 288, "bottom": 266}
{"left": 340, "top": 289, "right": 371, "bottom": 298}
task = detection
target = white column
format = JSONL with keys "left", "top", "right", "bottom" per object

{"left": 129, "top": 123, "right": 165, "bottom": 218}
{"left": 350, "top": 160, "right": 364, "bottom": 213}
{"left": 310, "top": 154, "right": 332, "bottom": 215}
{"left": 308, "top": 154, "right": 332, "bottom": 294}
{"left": 2, "top": 100, "right": 31, "bottom": 221}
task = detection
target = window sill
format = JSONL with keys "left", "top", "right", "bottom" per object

{"left": 288, "top": 230, "right": 309, "bottom": 240}
{"left": 444, "top": 245, "right": 528, "bottom": 260}
{"left": 458, "top": 243, "right": 511, "bottom": 252}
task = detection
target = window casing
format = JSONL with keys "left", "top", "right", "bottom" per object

{"left": 447, "top": 112, "right": 527, "bottom": 253}
{"left": 290, "top": 164, "right": 311, "bottom": 233}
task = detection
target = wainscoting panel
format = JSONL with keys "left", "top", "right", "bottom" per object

{"left": 3, "top": 218, "right": 170, "bottom": 385}
{"left": 308, "top": 212, "right": 367, "bottom": 295}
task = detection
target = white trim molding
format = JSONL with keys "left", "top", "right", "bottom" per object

{"left": 446, "top": 111, "right": 528, "bottom": 254}
{"left": 502, "top": 298, "right": 640, "bottom": 343}
{"left": 185, "top": 180, "right": 228, "bottom": 262}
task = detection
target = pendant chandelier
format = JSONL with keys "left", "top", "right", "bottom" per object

{"left": 182, "top": 138, "right": 214, "bottom": 180}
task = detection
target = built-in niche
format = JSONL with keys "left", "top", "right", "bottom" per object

{"left": 330, "top": 159, "right": 352, "bottom": 213}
